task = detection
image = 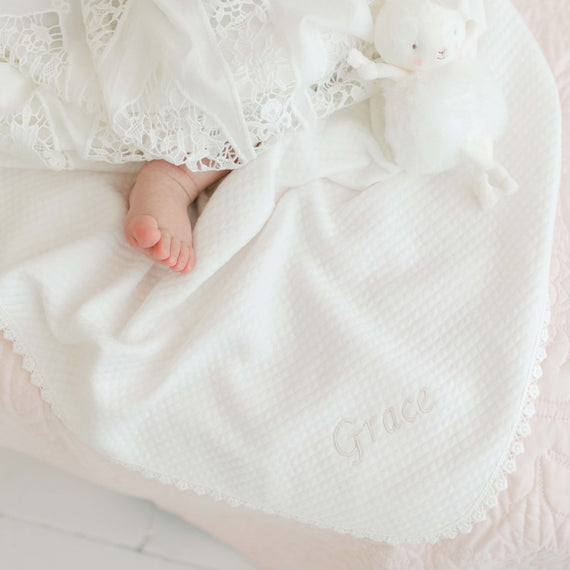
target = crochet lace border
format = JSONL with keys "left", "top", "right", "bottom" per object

{"left": 0, "top": 295, "right": 551, "bottom": 544}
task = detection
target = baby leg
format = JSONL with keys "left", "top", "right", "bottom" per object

{"left": 124, "top": 160, "right": 228, "bottom": 273}
{"left": 461, "top": 138, "right": 519, "bottom": 208}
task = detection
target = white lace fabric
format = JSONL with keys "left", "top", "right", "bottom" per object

{"left": 0, "top": 11, "right": 68, "bottom": 95}
{"left": 0, "top": 0, "right": 375, "bottom": 171}
{"left": 0, "top": 92, "right": 70, "bottom": 170}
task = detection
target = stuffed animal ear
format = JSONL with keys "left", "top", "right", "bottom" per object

{"left": 455, "top": 0, "right": 487, "bottom": 56}
{"left": 457, "top": 0, "right": 487, "bottom": 29}
{"left": 434, "top": 0, "right": 487, "bottom": 56}
{"left": 436, "top": 0, "right": 487, "bottom": 30}
{"left": 369, "top": 0, "right": 390, "bottom": 20}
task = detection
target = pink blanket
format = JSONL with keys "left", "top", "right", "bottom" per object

{"left": 1, "top": 0, "right": 568, "bottom": 567}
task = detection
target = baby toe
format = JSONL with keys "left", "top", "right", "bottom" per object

{"left": 182, "top": 248, "right": 196, "bottom": 274}
{"left": 165, "top": 237, "right": 181, "bottom": 267}
{"left": 127, "top": 215, "right": 161, "bottom": 249}
{"left": 173, "top": 243, "right": 190, "bottom": 272}
{"left": 152, "top": 231, "right": 172, "bottom": 261}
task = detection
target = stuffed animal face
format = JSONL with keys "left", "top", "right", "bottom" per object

{"left": 374, "top": 0, "right": 467, "bottom": 71}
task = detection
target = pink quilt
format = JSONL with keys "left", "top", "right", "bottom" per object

{"left": 0, "top": 0, "right": 568, "bottom": 568}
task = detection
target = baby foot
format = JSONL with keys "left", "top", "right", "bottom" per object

{"left": 124, "top": 160, "right": 227, "bottom": 273}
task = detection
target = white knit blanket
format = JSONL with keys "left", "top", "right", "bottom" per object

{"left": 0, "top": 0, "right": 561, "bottom": 543}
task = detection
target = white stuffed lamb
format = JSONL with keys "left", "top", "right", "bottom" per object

{"left": 349, "top": 0, "right": 518, "bottom": 208}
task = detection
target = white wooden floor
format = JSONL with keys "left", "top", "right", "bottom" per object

{"left": 0, "top": 447, "right": 259, "bottom": 570}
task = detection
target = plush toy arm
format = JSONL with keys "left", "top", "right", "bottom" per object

{"left": 348, "top": 49, "right": 410, "bottom": 80}
{"left": 347, "top": 48, "right": 369, "bottom": 69}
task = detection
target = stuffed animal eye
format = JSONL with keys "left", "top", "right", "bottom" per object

{"left": 412, "top": 43, "right": 417, "bottom": 50}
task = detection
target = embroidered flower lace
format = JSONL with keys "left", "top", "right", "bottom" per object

{"left": 0, "top": 0, "right": 376, "bottom": 171}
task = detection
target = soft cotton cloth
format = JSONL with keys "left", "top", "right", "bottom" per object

{"left": 0, "top": 0, "right": 561, "bottom": 544}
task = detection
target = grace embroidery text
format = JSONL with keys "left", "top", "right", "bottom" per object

{"left": 333, "top": 387, "right": 435, "bottom": 465}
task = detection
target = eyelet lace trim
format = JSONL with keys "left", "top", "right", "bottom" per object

{"left": 85, "top": 72, "right": 244, "bottom": 171}
{"left": 205, "top": 0, "right": 373, "bottom": 151}
{"left": 83, "top": 0, "right": 374, "bottom": 170}
{"left": 0, "top": 294, "right": 553, "bottom": 543}
{"left": 0, "top": 11, "right": 68, "bottom": 96}
{"left": 205, "top": 0, "right": 301, "bottom": 150}
{"left": 1, "top": 0, "right": 375, "bottom": 170}
{"left": 0, "top": 93, "right": 70, "bottom": 170}
{"left": 309, "top": 31, "right": 373, "bottom": 119}
{"left": 81, "top": 0, "right": 130, "bottom": 61}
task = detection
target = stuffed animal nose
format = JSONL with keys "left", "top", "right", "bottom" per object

{"left": 438, "top": 47, "right": 447, "bottom": 55}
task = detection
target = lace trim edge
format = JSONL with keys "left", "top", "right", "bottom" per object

{"left": 0, "top": 294, "right": 552, "bottom": 544}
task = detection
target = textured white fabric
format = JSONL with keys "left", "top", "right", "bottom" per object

{"left": 0, "top": 0, "right": 561, "bottom": 544}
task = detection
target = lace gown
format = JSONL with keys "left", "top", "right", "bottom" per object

{"left": 0, "top": 0, "right": 375, "bottom": 171}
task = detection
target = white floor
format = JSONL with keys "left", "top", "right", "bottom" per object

{"left": 0, "top": 447, "right": 259, "bottom": 570}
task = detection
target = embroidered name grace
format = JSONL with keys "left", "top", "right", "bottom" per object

{"left": 333, "top": 387, "right": 436, "bottom": 465}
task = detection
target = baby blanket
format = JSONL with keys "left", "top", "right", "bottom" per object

{"left": 0, "top": 0, "right": 561, "bottom": 544}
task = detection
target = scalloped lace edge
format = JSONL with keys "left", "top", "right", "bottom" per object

{"left": 0, "top": 295, "right": 552, "bottom": 544}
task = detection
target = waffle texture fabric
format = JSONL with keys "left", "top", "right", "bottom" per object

{"left": 0, "top": 0, "right": 562, "bottom": 543}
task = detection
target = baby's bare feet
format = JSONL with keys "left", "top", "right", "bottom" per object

{"left": 124, "top": 160, "right": 227, "bottom": 273}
